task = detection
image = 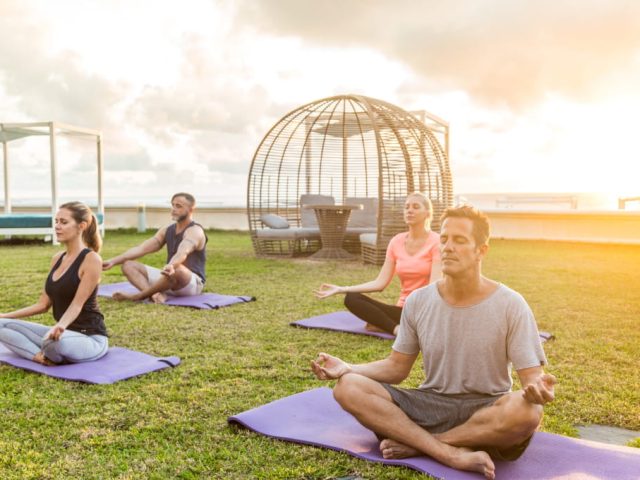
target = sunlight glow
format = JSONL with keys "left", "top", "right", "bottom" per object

{"left": 3, "top": 1, "right": 640, "bottom": 206}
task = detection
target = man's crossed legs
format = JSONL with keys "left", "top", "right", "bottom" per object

{"left": 333, "top": 373, "right": 542, "bottom": 480}
{"left": 112, "top": 260, "right": 203, "bottom": 304}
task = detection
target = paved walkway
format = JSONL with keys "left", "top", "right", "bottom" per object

{"left": 576, "top": 424, "right": 640, "bottom": 446}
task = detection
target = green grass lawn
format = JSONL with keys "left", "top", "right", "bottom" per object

{"left": 0, "top": 230, "right": 638, "bottom": 479}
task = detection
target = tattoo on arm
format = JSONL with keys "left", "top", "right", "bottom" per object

{"left": 179, "top": 238, "right": 196, "bottom": 252}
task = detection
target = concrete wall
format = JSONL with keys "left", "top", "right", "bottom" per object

{"left": 6, "top": 205, "right": 640, "bottom": 245}
{"left": 104, "top": 206, "right": 249, "bottom": 231}
{"left": 5, "top": 205, "right": 249, "bottom": 231}
{"left": 484, "top": 209, "right": 640, "bottom": 245}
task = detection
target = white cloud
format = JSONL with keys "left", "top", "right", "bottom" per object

{"left": 238, "top": 0, "right": 640, "bottom": 108}
{"left": 2, "top": 0, "right": 639, "bottom": 208}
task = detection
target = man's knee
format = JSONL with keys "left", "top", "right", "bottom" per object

{"left": 121, "top": 260, "right": 140, "bottom": 277}
{"left": 168, "top": 266, "right": 193, "bottom": 290}
{"left": 333, "top": 373, "right": 390, "bottom": 413}
{"left": 495, "top": 394, "right": 543, "bottom": 440}
{"left": 333, "top": 373, "right": 367, "bottom": 408}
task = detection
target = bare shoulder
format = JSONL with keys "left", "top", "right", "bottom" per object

{"left": 82, "top": 250, "right": 103, "bottom": 268}
{"left": 50, "top": 250, "right": 65, "bottom": 267}
{"left": 85, "top": 250, "right": 103, "bottom": 262}
{"left": 187, "top": 222, "right": 205, "bottom": 233}
{"left": 185, "top": 223, "right": 206, "bottom": 239}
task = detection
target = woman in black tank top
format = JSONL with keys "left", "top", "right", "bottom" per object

{"left": 0, "top": 202, "right": 109, "bottom": 365}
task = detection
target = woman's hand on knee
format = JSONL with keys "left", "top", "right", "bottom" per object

{"left": 45, "top": 325, "right": 65, "bottom": 341}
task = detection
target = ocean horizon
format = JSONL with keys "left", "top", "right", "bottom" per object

{"left": 1, "top": 192, "right": 638, "bottom": 211}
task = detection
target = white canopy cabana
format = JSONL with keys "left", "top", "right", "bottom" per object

{"left": 0, "top": 121, "right": 104, "bottom": 239}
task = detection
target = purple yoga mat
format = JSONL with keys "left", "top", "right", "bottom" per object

{"left": 98, "top": 282, "right": 255, "bottom": 309}
{"left": 0, "top": 344, "right": 180, "bottom": 384}
{"left": 229, "top": 387, "right": 640, "bottom": 480}
{"left": 292, "top": 311, "right": 554, "bottom": 343}
{"left": 292, "top": 311, "right": 395, "bottom": 339}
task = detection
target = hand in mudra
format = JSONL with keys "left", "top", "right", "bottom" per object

{"left": 310, "top": 352, "right": 351, "bottom": 380}
{"left": 314, "top": 284, "right": 343, "bottom": 299}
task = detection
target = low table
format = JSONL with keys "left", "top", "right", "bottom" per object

{"left": 303, "top": 204, "right": 362, "bottom": 260}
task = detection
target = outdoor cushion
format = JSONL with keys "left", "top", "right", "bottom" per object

{"left": 260, "top": 213, "right": 290, "bottom": 229}
{"left": 256, "top": 227, "right": 321, "bottom": 240}
{"left": 359, "top": 233, "right": 377, "bottom": 246}
{"left": 300, "top": 194, "right": 334, "bottom": 228}
{"left": 345, "top": 227, "right": 377, "bottom": 235}
{"left": 0, "top": 213, "right": 104, "bottom": 229}
{"left": 346, "top": 197, "right": 378, "bottom": 228}
{"left": 0, "top": 214, "right": 54, "bottom": 228}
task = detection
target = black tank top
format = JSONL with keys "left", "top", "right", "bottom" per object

{"left": 165, "top": 221, "right": 207, "bottom": 283}
{"left": 45, "top": 248, "right": 108, "bottom": 336}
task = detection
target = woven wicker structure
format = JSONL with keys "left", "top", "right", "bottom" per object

{"left": 247, "top": 94, "right": 453, "bottom": 261}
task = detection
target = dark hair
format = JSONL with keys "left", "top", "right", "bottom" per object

{"left": 171, "top": 192, "right": 196, "bottom": 206}
{"left": 440, "top": 205, "right": 490, "bottom": 246}
{"left": 59, "top": 201, "right": 102, "bottom": 252}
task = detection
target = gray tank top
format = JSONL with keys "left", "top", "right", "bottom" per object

{"left": 165, "top": 221, "right": 207, "bottom": 283}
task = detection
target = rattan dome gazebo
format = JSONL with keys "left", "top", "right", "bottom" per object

{"left": 247, "top": 94, "right": 453, "bottom": 261}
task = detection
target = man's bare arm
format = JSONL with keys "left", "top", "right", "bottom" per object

{"left": 311, "top": 349, "right": 418, "bottom": 385}
{"left": 103, "top": 228, "right": 167, "bottom": 270}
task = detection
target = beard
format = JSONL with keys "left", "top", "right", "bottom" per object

{"left": 173, "top": 213, "right": 189, "bottom": 223}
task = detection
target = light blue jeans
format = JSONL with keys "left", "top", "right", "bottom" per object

{"left": 0, "top": 318, "right": 108, "bottom": 364}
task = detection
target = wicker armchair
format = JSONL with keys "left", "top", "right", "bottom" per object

{"left": 247, "top": 94, "right": 453, "bottom": 260}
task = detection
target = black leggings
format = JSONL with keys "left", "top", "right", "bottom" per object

{"left": 344, "top": 292, "right": 402, "bottom": 334}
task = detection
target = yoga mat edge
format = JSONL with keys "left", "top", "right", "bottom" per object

{"left": 0, "top": 345, "right": 181, "bottom": 384}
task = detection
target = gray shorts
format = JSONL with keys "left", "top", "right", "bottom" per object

{"left": 382, "top": 384, "right": 532, "bottom": 461}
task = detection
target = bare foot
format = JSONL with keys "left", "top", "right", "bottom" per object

{"left": 112, "top": 291, "right": 134, "bottom": 301}
{"left": 364, "top": 323, "right": 387, "bottom": 333}
{"left": 380, "top": 439, "right": 495, "bottom": 480}
{"left": 33, "top": 352, "right": 57, "bottom": 366}
{"left": 447, "top": 447, "right": 495, "bottom": 480}
{"left": 151, "top": 292, "right": 167, "bottom": 304}
{"left": 380, "top": 438, "right": 420, "bottom": 458}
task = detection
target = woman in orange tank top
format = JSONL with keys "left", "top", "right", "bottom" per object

{"left": 315, "top": 193, "right": 442, "bottom": 335}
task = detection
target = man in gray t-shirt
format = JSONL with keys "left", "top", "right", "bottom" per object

{"left": 311, "top": 205, "right": 556, "bottom": 480}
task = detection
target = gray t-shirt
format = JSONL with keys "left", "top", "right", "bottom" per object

{"left": 393, "top": 283, "right": 547, "bottom": 396}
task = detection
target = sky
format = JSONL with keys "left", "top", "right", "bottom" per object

{"left": 1, "top": 0, "right": 639, "bottom": 207}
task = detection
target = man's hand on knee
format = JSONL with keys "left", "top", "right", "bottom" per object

{"left": 161, "top": 264, "right": 176, "bottom": 277}
{"left": 102, "top": 259, "right": 116, "bottom": 271}
{"left": 522, "top": 373, "right": 556, "bottom": 405}
{"left": 311, "top": 352, "right": 352, "bottom": 380}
